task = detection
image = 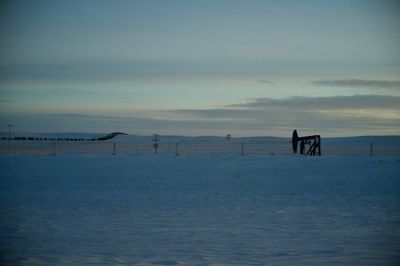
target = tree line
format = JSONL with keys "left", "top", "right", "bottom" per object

{"left": 2, "top": 136, "right": 96, "bottom": 141}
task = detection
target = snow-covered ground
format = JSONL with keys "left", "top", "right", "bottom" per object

{"left": 1, "top": 154, "right": 400, "bottom": 265}
{"left": 1, "top": 134, "right": 400, "bottom": 156}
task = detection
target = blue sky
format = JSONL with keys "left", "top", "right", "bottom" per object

{"left": 0, "top": 0, "right": 399, "bottom": 136}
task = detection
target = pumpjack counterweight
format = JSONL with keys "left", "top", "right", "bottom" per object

{"left": 292, "top": 130, "right": 321, "bottom": 156}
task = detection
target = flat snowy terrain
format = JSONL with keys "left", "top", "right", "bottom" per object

{"left": 1, "top": 134, "right": 400, "bottom": 156}
{"left": 1, "top": 154, "right": 399, "bottom": 265}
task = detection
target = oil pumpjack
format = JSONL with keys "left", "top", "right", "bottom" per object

{"left": 292, "top": 130, "right": 321, "bottom": 156}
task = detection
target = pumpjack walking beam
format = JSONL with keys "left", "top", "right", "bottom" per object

{"left": 292, "top": 130, "right": 321, "bottom": 156}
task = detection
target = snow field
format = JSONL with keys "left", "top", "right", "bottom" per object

{"left": 1, "top": 154, "right": 399, "bottom": 265}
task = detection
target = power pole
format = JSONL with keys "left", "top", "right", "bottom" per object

{"left": 152, "top": 134, "right": 160, "bottom": 155}
{"left": 6, "top": 124, "right": 13, "bottom": 147}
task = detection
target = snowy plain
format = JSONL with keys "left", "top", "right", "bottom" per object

{"left": 1, "top": 154, "right": 400, "bottom": 265}
{"left": 1, "top": 133, "right": 400, "bottom": 156}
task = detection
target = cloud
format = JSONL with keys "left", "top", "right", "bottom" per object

{"left": 256, "top": 79, "right": 274, "bottom": 84}
{"left": 174, "top": 96, "right": 400, "bottom": 124}
{"left": 0, "top": 61, "right": 277, "bottom": 83}
{"left": 0, "top": 99, "right": 13, "bottom": 103}
{"left": 2, "top": 95, "right": 399, "bottom": 136}
{"left": 169, "top": 95, "right": 400, "bottom": 135}
{"left": 226, "top": 95, "right": 400, "bottom": 110}
{"left": 0, "top": 60, "right": 190, "bottom": 83}
{"left": 312, "top": 79, "right": 400, "bottom": 89}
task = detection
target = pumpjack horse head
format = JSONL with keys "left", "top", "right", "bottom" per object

{"left": 292, "top": 130, "right": 321, "bottom": 156}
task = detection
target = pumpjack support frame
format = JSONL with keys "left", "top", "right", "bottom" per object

{"left": 292, "top": 130, "right": 321, "bottom": 156}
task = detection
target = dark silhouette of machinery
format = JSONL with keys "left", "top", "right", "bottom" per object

{"left": 292, "top": 130, "right": 321, "bottom": 156}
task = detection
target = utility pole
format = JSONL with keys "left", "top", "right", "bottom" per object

{"left": 152, "top": 134, "right": 160, "bottom": 155}
{"left": 6, "top": 124, "right": 13, "bottom": 147}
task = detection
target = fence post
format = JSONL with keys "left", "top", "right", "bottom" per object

{"left": 175, "top": 143, "right": 179, "bottom": 156}
{"left": 113, "top": 142, "right": 116, "bottom": 155}
{"left": 241, "top": 142, "right": 244, "bottom": 156}
{"left": 369, "top": 143, "right": 373, "bottom": 156}
{"left": 52, "top": 142, "right": 56, "bottom": 156}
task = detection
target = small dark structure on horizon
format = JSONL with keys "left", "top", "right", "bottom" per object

{"left": 97, "top": 132, "right": 127, "bottom": 141}
{"left": 152, "top": 134, "right": 160, "bottom": 154}
{"left": 292, "top": 130, "right": 321, "bottom": 156}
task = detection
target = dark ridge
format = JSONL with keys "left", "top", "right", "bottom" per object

{"left": 97, "top": 132, "right": 127, "bottom": 141}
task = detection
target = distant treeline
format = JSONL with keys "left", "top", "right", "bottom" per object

{"left": 2, "top": 137, "right": 96, "bottom": 141}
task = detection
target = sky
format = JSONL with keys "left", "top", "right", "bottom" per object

{"left": 0, "top": 0, "right": 399, "bottom": 137}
